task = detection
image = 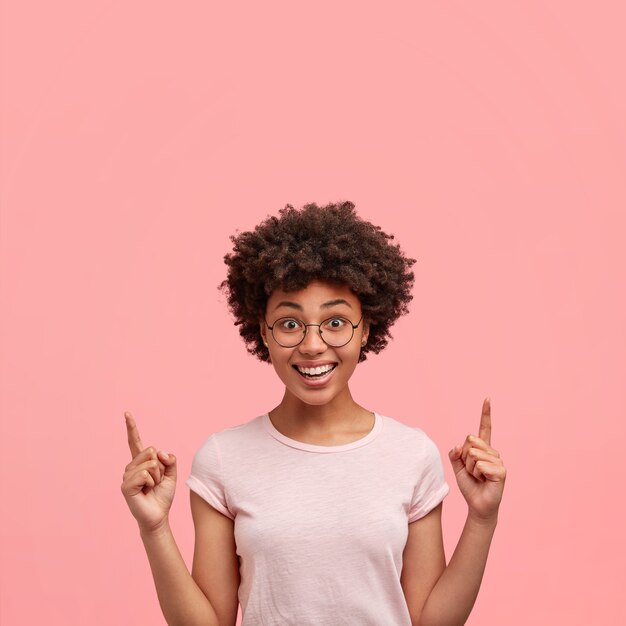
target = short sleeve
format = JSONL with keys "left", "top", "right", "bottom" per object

{"left": 408, "top": 433, "right": 450, "bottom": 523}
{"left": 185, "top": 434, "right": 235, "bottom": 520}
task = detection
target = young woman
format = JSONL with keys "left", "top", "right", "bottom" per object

{"left": 121, "top": 201, "right": 506, "bottom": 626}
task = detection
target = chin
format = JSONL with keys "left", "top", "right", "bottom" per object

{"left": 297, "top": 392, "right": 336, "bottom": 406}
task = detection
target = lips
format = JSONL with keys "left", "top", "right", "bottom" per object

{"left": 292, "top": 363, "right": 338, "bottom": 387}
{"left": 294, "top": 363, "right": 336, "bottom": 376}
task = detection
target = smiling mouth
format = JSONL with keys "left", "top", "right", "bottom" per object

{"left": 292, "top": 364, "right": 338, "bottom": 379}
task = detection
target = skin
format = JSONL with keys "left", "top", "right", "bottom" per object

{"left": 449, "top": 397, "right": 506, "bottom": 523}
{"left": 122, "top": 279, "right": 507, "bottom": 625}
{"left": 257, "top": 280, "right": 507, "bottom": 624}
{"left": 412, "top": 398, "right": 506, "bottom": 625}
{"left": 122, "top": 411, "right": 174, "bottom": 533}
{"left": 259, "top": 280, "right": 374, "bottom": 444}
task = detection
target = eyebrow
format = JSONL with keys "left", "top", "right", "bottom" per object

{"left": 272, "top": 298, "right": 353, "bottom": 312}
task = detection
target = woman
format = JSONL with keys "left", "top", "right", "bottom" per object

{"left": 121, "top": 201, "right": 506, "bottom": 626}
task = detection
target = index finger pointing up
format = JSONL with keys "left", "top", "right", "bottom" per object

{"left": 125, "top": 411, "right": 144, "bottom": 459}
{"left": 478, "top": 397, "right": 491, "bottom": 446}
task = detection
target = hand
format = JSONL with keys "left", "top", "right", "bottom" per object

{"left": 448, "top": 398, "right": 506, "bottom": 523}
{"left": 120, "top": 411, "right": 177, "bottom": 533}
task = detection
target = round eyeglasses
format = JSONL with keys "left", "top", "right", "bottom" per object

{"left": 264, "top": 315, "right": 364, "bottom": 348}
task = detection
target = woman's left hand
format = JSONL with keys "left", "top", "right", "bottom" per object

{"left": 448, "top": 398, "right": 506, "bottom": 523}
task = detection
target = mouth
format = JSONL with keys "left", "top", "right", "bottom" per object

{"left": 292, "top": 363, "right": 338, "bottom": 383}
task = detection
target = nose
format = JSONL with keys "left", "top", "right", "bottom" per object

{"left": 298, "top": 325, "right": 327, "bottom": 355}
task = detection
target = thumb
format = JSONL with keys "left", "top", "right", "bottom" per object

{"left": 158, "top": 451, "right": 177, "bottom": 478}
{"left": 448, "top": 444, "right": 464, "bottom": 474}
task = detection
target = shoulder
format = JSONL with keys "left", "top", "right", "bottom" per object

{"left": 190, "top": 415, "right": 266, "bottom": 465}
{"left": 194, "top": 415, "right": 262, "bottom": 446}
{"left": 379, "top": 413, "right": 440, "bottom": 450}
{"left": 377, "top": 414, "right": 445, "bottom": 475}
{"left": 187, "top": 415, "right": 265, "bottom": 493}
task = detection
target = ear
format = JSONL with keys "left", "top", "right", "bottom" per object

{"left": 259, "top": 319, "right": 269, "bottom": 347}
{"left": 361, "top": 320, "right": 370, "bottom": 346}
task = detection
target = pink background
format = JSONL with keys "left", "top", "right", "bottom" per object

{"left": 1, "top": 2, "right": 625, "bottom": 624}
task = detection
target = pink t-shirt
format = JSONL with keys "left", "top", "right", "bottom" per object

{"left": 185, "top": 412, "right": 449, "bottom": 626}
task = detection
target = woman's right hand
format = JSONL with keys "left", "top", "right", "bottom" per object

{"left": 120, "top": 411, "right": 177, "bottom": 533}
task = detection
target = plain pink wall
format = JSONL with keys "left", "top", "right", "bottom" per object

{"left": 1, "top": 1, "right": 625, "bottom": 624}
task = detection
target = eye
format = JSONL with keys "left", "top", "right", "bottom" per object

{"left": 324, "top": 317, "right": 348, "bottom": 330}
{"left": 278, "top": 318, "right": 303, "bottom": 332}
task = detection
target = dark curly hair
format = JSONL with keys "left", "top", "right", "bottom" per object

{"left": 219, "top": 201, "right": 416, "bottom": 363}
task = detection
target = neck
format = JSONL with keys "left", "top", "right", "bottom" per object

{"left": 270, "top": 386, "right": 370, "bottom": 434}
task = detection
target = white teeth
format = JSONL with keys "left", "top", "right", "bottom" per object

{"left": 296, "top": 364, "right": 335, "bottom": 375}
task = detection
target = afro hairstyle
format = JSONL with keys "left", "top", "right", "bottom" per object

{"left": 219, "top": 200, "right": 416, "bottom": 363}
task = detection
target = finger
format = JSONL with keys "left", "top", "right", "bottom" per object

{"left": 121, "top": 465, "right": 156, "bottom": 497}
{"left": 478, "top": 398, "right": 491, "bottom": 446}
{"left": 461, "top": 435, "right": 500, "bottom": 462}
{"left": 474, "top": 461, "right": 507, "bottom": 483}
{"left": 124, "top": 458, "right": 162, "bottom": 487}
{"left": 158, "top": 450, "right": 174, "bottom": 470}
{"left": 125, "top": 447, "right": 157, "bottom": 471}
{"left": 125, "top": 412, "right": 145, "bottom": 459}
{"left": 158, "top": 451, "right": 177, "bottom": 481}
{"left": 143, "top": 448, "right": 166, "bottom": 483}
{"left": 144, "top": 451, "right": 166, "bottom": 484}
{"left": 465, "top": 448, "right": 503, "bottom": 476}
{"left": 126, "top": 447, "right": 167, "bottom": 484}
{"left": 448, "top": 444, "right": 464, "bottom": 475}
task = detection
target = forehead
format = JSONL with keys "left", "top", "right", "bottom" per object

{"left": 266, "top": 280, "right": 361, "bottom": 312}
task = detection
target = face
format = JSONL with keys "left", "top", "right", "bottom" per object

{"left": 260, "top": 280, "right": 370, "bottom": 408}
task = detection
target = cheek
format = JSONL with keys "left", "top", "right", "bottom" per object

{"left": 268, "top": 350, "right": 290, "bottom": 375}
{"left": 337, "top": 348, "right": 361, "bottom": 372}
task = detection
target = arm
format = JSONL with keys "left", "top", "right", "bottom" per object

{"left": 401, "top": 506, "right": 496, "bottom": 626}
{"left": 418, "top": 513, "right": 497, "bottom": 626}
{"left": 140, "top": 492, "right": 240, "bottom": 626}
{"left": 188, "top": 490, "right": 240, "bottom": 625}
{"left": 140, "top": 520, "right": 220, "bottom": 626}
{"left": 400, "top": 503, "right": 446, "bottom": 624}
{"left": 404, "top": 399, "right": 506, "bottom": 626}
{"left": 121, "top": 413, "right": 221, "bottom": 626}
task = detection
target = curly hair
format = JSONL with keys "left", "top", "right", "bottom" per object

{"left": 219, "top": 201, "right": 416, "bottom": 363}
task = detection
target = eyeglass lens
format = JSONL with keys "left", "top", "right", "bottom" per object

{"left": 271, "top": 316, "right": 356, "bottom": 347}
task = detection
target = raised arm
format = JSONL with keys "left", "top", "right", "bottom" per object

{"left": 407, "top": 399, "right": 507, "bottom": 626}
{"left": 121, "top": 412, "right": 222, "bottom": 626}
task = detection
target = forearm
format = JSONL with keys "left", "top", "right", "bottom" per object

{"left": 140, "top": 521, "right": 219, "bottom": 626}
{"left": 419, "top": 514, "right": 497, "bottom": 626}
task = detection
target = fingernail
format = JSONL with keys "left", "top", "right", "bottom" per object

{"left": 159, "top": 450, "right": 169, "bottom": 459}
